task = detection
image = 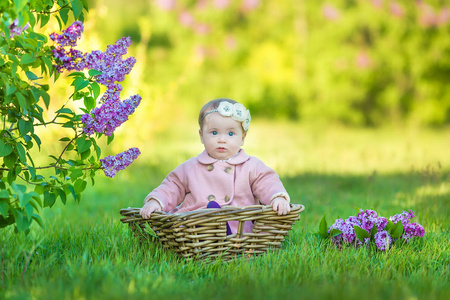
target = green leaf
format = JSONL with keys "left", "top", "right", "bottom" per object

{"left": 4, "top": 152, "right": 17, "bottom": 169}
{"left": 56, "top": 188, "right": 67, "bottom": 205}
{"left": 43, "top": 191, "right": 56, "bottom": 207}
{"left": 21, "top": 53, "right": 35, "bottom": 65}
{"left": 67, "top": 184, "right": 76, "bottom": 200}
{"left": 16, "top": 143, "right": 27, "bottom": 163}
{"left": 0, "top": 140, "right": 13, "bottom": 157}
{"left": 386, "top": 220, "right": 395, "bottom": 231}
{"left": 354, "top": 225, "right": 370, "bottom": 242}
{"left": 56, "top": 108, "right": 73, "bottom": 114}
{"left": 14, "top": 0, "right": 28, "bottom": 13}
{"left": 18, "top": 119, "right": 33, "bottom": 135}
{"left": 72, "top": 77, "right": 89, "bottom": 93}
{"left": 15, "top": 92, "right": 29, "bottom": 109}
{"left": 370, "top": 225, "right": 378, "bottom": 240}
{"left": 31, "top": 134, "right": 41, "bottom": 150}
{"left": 32, "top": 214, "right": 44, "bottom": 229}
{"left": 0, "top": 190, "right": 10, "bottom": 199}
{"left": 88, "top": 69, "right": 103, "bottom": 77}
{"left": 25, "top": 71, "right": 41, "bottom": 81}
{"left": 59, "top": 7, "right": 70, "bottom": 25}
{"left": 40, "top": 90, "right": 50, "bottom": 109}
{"left": 318, "top": 214, "right": 328, "bottom": 238}
{"left": 76, "top": 137, "right": 91, "bottom": 154}
{"left": 70, "top": 0, "right": 84, "bottom": 19}
{"left": 107, "top": 133, "right": 114, "bottom": 145}
{"left": 28, "top": 166, "right": 36, "bottom": 179}
{"left": 12, "top": 182, "right": 26, "bottom": 194}
{"left": 83, "top": 97, "right": 96, "bottom": 111}
{"left": 329, "top": 228, "right": 343, "bottom": 237}
{"left": 0, "top": 201, "right": 9, "bottom": 216}
{"left": 389, "top": 221, "right": 404, "bottom": 239}
{"left": 15, "top": 210, "right": 32, "bottom": 232}
{"left": 74, "top": 179, "right": 87, "bottom": 193}
{"left": 90, "top": 82, "right": 101, "bottom": 99}
{"left": 70, "top": 169, "right": 83, "bottom": 179}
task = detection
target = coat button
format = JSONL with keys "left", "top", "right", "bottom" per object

{"left": 207, "top": 164, "right": 214, "bottom": 171}
{"left": 224, "top": 167, "right": 232, "bottom": 174}
{"left": 224, "top": 195, "right": 230, "bottom": 202}
{"left": 208, "top": 195, "right": 216, "bottom": 201}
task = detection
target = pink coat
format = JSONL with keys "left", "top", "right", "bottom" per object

{"left": 144, "top": 149, "right": 290, "bottom": 233}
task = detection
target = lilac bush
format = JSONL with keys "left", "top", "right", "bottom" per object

{"left": 319, "top": 209, "right": 425, "bottom": 251}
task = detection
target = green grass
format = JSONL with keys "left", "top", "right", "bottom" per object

{"left": 1, "top": 123, "right": 450, "bottom": 299}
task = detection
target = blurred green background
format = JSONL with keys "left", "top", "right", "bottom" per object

{"left": 38, "top": 0, "right": 450, "bottom": 188}
{"left": 77, "top": 0, "right": 450, "bottom": 126}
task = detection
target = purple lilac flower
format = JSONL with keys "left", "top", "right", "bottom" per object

{"left": 355, "top": 209, "right": 388, "bottom": 232}
{"left": 403, "top": 222, "right": 425, "bottom": 241}
{"left": 329, "top": 218, "right": 358, "bottom": 244}
{"left": 100, "top": 148, "right": 141, "bottom": 178}
{"left": 84, "top": 37, "right": 136, "bottom": 87}
{"left": 50, "top": 21, "right": 86, "bottom": 72}
{"left": 374, "top": 230, "right": 392, "bottom": 251}
{"left": 389, "top": 210, "right": 415, "bottom": 227}
{"left": 50, "top": 21, "right": 84, "bottom": 47}
{"left": 9, "top": 19, "right": 30, "bottom": 37}
{"left": 81, "top": 94, "right": 141, "bottom": 136}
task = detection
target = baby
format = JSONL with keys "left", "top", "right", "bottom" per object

{"left": 140, "top": 98, "right": 290, "bottom": 233}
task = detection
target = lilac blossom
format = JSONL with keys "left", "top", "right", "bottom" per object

{"left": 84, "top": 37, "right": 136, "bottom": 87}
{"left": 50, "top": 21, "right": 86, "bottom": 72}
{"left": 50, "top": 21, "right": 84, "bottom": 47}
{"left": 50, "top": 22, "right": 141, "bottom": 136}
{"left": 374, "top": 230, "right": 392, "bottom": 251}
{"left": 9, "top": 19, "right": 30, "bottom": 38}
{"left": 403, "top": 223, "right": 425, "bottom": 241}
{"left": 327, "top": 209, "right": 425, "bottom": 251}
{"left": 389, "top": 210, "right": 415, "bottom": 227}
{"left": 100, "top": 148, "right": 141, "bottom": 178}
{"left": 81, "top": 94, "right": 141, "bottom": 136}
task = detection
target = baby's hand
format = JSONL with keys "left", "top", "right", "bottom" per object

{"left": 140, "top": 199, "right": 162, "bottom": 219}
{"left": 271, "top": 197, "right": 290, "bottom": 215}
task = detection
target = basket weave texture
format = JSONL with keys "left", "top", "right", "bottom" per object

{"left": 120, "top": 204, "right": 305, "bottom": 261}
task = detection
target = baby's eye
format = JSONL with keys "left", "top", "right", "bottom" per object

{"left": 228, "top": 132, "right": 234, "bottom": 136}
{"left": 212, "top": 131, "right": 217, "bottom": 135}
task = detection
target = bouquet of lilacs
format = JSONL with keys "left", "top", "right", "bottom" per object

{"left": 317, "top": 209, "right": 425, "bottom": 251}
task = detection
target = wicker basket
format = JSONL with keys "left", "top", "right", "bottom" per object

{"left": 120, "top": 204, "right": 305, "bottom": 261}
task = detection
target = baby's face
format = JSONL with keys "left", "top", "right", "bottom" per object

{"left": 199, "top": 112, "right": 246, "bottom": 160}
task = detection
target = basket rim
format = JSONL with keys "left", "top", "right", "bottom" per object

{"left": 120, "top": 203, "right": 305, "bottom": 219}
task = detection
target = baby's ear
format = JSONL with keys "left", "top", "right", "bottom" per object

{"left": 199, "top": 129, "right": 204, "bottom": 144}
{"left": 241, "top": 132, "right": 247, "bottom": 144}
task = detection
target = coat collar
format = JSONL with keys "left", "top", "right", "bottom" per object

{"left": 197, "top": 149, "right": 250, "bottom": 165}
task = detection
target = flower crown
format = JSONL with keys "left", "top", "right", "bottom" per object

{"left": 201, "top": 101, "right": 251, "bottom": 131}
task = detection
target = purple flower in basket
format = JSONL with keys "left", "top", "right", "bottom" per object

{"left": 100, "top": 148, "right": 141, "bottom": 178}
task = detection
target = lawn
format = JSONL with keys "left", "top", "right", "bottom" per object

{"left": 1, "top": 122, "right": 449, "bottom": 300}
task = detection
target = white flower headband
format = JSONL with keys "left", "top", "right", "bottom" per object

{"left": 201, "top": 101, "right": 251, "bottom": 131}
